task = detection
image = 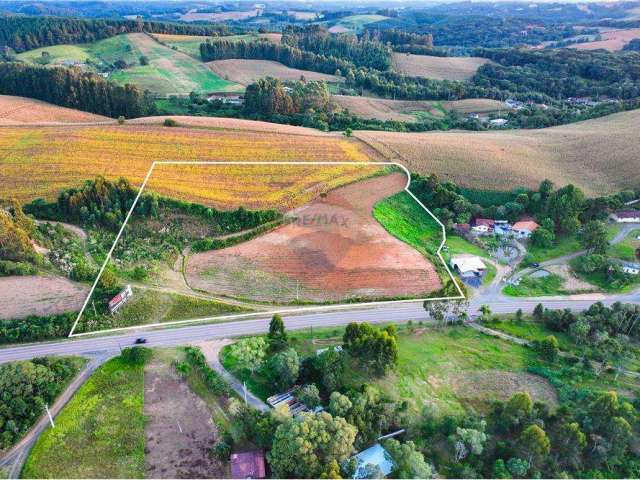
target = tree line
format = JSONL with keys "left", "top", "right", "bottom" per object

{"left": 0, "top": 15, "right": 229, "bottom": 53}
{"left": 0, "top": 62, "right": 154, "bottom": 118}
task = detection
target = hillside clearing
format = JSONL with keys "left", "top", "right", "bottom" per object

{"left": 330, "top": 14, "right": 389, "bottom": 33}
{"left": 207, "top": 59, "right": 342, "bottom": 86}
{"left": 180, "top": 9, "right": 259, "bottom": 22}
{"left": 0, "top": 95, "right": 110, "bottom": 125}
{"left": 0, "top": 122, "right": 373, "bottom": 209}
{"left": 185, "top": 172, "right": 442, "bottom": 302}
{"left": 355, "top": 108, "right": 640, "bottom": 195}
{"left": 392, "top": 52, "right": 491, "bottom": 81}
{"left": 16, "top": 33, "right": 241, "bottom": 96}
{"left": 332, "top": 95, "right": 506, "bottom": 122}
{"left": 572, "top": 28, "right": 640, "bottom": 51}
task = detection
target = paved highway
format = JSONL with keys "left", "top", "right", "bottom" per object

{"left": 2, "top": 293, "right": 639, "bottom": 363}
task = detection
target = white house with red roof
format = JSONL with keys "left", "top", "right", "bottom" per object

{"left": 512, "top": 220, "right": 540, "bottom": 239}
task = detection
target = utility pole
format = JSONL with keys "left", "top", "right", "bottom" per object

{"left": 45, "top": 404, "right": 55, "bottom": 428}
{"left": 243, "top": 381, "right": 248, "bottom": 405}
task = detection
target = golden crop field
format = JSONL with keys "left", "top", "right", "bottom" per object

{"left": 0, "top": 95, "right": 111, "bottom": 125}
{"left": 0, "top": 123, "right": 376, "bottom": 210}
{"left": 391, "top": 52, "right": 491, "bottom": 81}
{"left": 355, "top": 109, "right": 640, "bottom": 196}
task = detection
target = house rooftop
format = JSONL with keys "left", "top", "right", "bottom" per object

{"left": 352, "top": 443, "right": 394, "bottom": 479}
{"left": 474, "top": 218, "right": 495, "bottom": 227}
{"left": 614, "top": 210, "right": 640, "bottom": 219}
{"left": 513, "top": 220, "right": 540, "bottom": 232}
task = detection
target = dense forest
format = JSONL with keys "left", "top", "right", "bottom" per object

{"left": 0, "top": 15, "right": 229, "bottom": 52}
{"left": 283, "top": 26, "right": 393, "bottom": 70}
{"left": 0, "top": 62, "right": 154, "bottom": 117}
{"left": 0, "top": 356, "right": 82, "bottom": 448}
{"left": 474, "top": 48, "right": 640, "bottom": 100}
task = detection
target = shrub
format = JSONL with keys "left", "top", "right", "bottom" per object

{"left": 163, "top": 118, "right": 178, "bottom": 127}
{"left": 121, "top": 346, "right": 152, "bottom": 365}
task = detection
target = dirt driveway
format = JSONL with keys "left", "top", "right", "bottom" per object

{"left": 186, "top": 172, "right": 442, "bottom": 302}
{"left": 144, "top": 351, "right": 228, "bottom": 479}
{"left": 0, "top": 275, "right": 88, "bottom": 320}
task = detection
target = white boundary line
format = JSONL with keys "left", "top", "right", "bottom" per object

{"left": 68, "top": 161, "right": 466, "bottom": 337}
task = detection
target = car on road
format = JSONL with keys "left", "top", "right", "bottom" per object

{"left": 531, "top": 262, "right": 540, "bottom": 268}
{"left": 134, "top": 338, "right": 147, "bottom": 344}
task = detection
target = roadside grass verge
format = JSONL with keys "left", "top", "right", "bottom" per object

{"left": 21, "top": 356, "right": 145, "bottom": 479}
{"left": 503, "top": 273, "right": 566, "bottom": 297}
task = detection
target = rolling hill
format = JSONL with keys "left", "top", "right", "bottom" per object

{"left": 207, "top": 59, "right": 342, "bottom": 86}
{"left": 391, "top": 52, "right": 492, "bottom": 81}
{"left": 0, "top": 95, "right": 110, "bottom": 125}
{"left": 355, "top": 108, "right": 640, "bottom": 196}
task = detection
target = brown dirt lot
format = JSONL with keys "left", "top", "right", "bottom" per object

{"left": 392, "top": 52, "right": 491, "bottom": 81}
{"left": 0, "top": 95, "right": 110, "bottom": 125}
{"left": 333, "top": 95, "right": 506, "bottom": 122}
{"left": 185, "top": 172, "right": 442, "bottom": 302}
{"left": 572, "top": 28, "right": 640, "bottom": 51}
{"left": 355, "top": 108, "right": 640, "bottom": 196}
{"left": 145, "top": 350, "right": 228, "bottom": 478}
{"left": 207, "top": 59, "right": 342, "bottom": 86}
{"left": 0, "top": 275, "right": 88, "bottom": 320}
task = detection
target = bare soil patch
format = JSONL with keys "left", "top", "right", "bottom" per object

{"left": 0, "top": 275, "right": 88, "bottom": 320}
{"left": 447, "top": 370, "right": 558, "bottom": 407}
{"left": 207, "top": 59, "right": 342, "bottom": 86}
{"left": 573, "top": 28, "right": 640, "bottom": 51}
{"left": 186, "top": 172, "right": 442, "bottom": 302}
{"left": 0, "top": 95, "right": 110, "bottom": 125}
{"left": 145, "top": 351, "right": 228, "bottom": 478}
{"left": 545, "top": 264, "right": 598, "bottom": 292}
{"left": 392, "top": 53, "right": 491, "bottom": 81}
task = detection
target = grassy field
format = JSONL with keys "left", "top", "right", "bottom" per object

{"left": 572, "top": 27, "right": 640, "bottom": 51}
{"left": 22, "top": 356, "right": 145, "bottom": 479}
{"left": 330, "top": 14, "right": 389, "bottom": 32}
{"left": 0, "top": 122, "right": 373, "bottom": 209}
{"left": 392, "top": 52, "right": 491, "bottom": 81}
{"left": 156, "top": 33, "right": 281, "bottom": 58}
{"left": 332, "top": 96, "right": 506, "bottom": 123}
{"left": 609, "top": 228, "right": 640, "bottom": 261}
{"left": 503, "top": 273, "right": 566, "bottom": 297}
{"left": 373, "top": 191, "right": 494, "bottom": 285}
{"left": 208, "top": 59, "right": 342, "bottom": 86}
{"left": 17, "top": 33, "right": 241, "bottom": 96}
{"left": 355, "top": 109, "right": 640, "bottom": 195}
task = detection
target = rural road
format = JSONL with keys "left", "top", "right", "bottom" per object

{"left": 2, "top": 293, "right": 640, "bottom": 364}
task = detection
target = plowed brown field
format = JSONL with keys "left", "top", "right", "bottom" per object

{"left": 185, "top": 172, "right": 442, "bottom": 302}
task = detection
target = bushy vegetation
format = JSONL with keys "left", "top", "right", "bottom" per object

{"left": 0, "top": 62, "right": 154, "bottom": 118}
{"left": 0, "top": 356, "right": 83, "bottom": 449}
{"left": 0, "top": 200, "right": 40, "bottom": 271}
{"left": 0, "top": 312, "right": 76, "bottom": 344}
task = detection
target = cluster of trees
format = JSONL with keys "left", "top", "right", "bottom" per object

{"left": 0, "top": 62, "right": 154, "bottom": 118}
{"left": 283, "top": 26, "right": 392, "bottom": 70}
{"left": 222, "top": 317, "right": 428, "bottom": 478}
{"left": 532, "top": 302, "right": 640, "bottom": 368}
{"left": 419, "top": 387, "right": 638, "bottom": 478}
{"left": 572, "top": 253, "right": 637, "bottom": 290}
{"left": 0, "top": 15, "right": 229, "bottom": 52}
{"left": 365, "top": 28, "right": 434, "bottom": 48}
{"left": 26, "top": 176, "right": 137, "bottom": 230}
{"left": 0, "top": 356, "right": 81, "bottom": 448}
{"left": 343, "top": 322, "right": 399, "bottom": 374}
{"left": 474, "top": 47, "right": 640, "bottom": 101}
{"left": 409, "top": 173, "right": 639, "bottom": 255}
{"left": 244, "top": 77, "right": 330, "bottom": 116}
{"left": 0, "top": 200, "right": 40, "bottom": 275}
